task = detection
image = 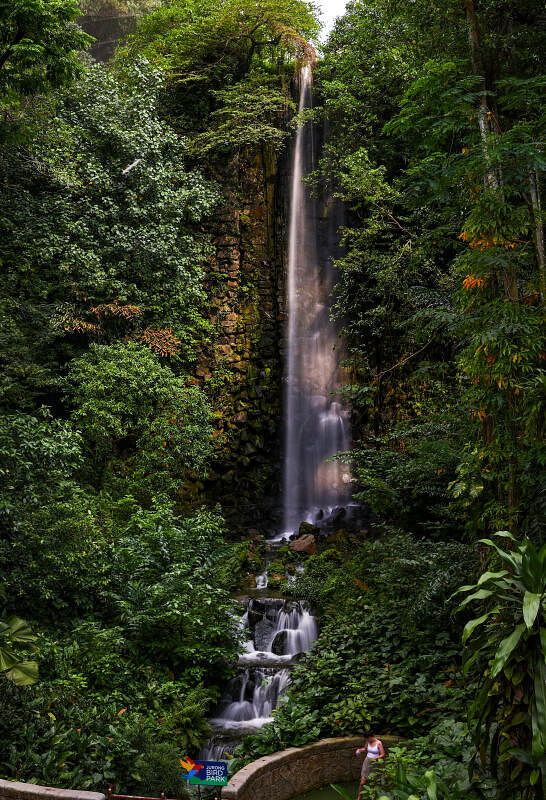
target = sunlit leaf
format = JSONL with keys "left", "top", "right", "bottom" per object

{"left": 523, "top": 592, "right": 541, "bottom": 629}
{"left": 491, "top": 624, "right": 526, "bottom": 677}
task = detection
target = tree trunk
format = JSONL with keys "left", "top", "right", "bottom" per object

{"left": 463, "top": 0, "right": 517, "bottom": 302}
{"left": 463, "top": 0, "right": 498, "bottom": 190}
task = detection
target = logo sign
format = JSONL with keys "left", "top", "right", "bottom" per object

{"left": 180, "top": 758, "right": 228, "bottom": 786}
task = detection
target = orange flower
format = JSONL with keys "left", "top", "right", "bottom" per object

{"left": 118, "top": 708, "right": 127, "bottom": 716}
{"left": 463, "top": 274, "right": 486, "bottom": 290}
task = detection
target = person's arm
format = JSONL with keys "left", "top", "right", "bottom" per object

{"left": 355, "top": 746, "right": 367, "bottom": 756}
{"left": 377, "top": 740, "right": 386, "bottom": 759}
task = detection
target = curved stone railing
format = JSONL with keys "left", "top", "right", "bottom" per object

{"left": 0, "top": 782, "right": 104, "bottom": 800}
{"left": 222, "top": 735, "right": 401, "bottom": 800}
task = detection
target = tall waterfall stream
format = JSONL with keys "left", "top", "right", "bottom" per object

{"left": 283, "top": 64, "right": 351, "bottom": 535}
{"left": 201, "top": 66, "right": 350, "bottom": 765}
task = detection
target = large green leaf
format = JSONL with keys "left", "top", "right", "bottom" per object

{"left": 6, "top": 616, "right": 38, "bottom": 645}
{"left": 449, "top": 583, "right": 481, "bottom": 599}
{"left": 523, "top": 592, "right": 542, "bottom": 629}
{"left": 462, "top": 610, "right": 497, "bottom": 644}
{"left": 463, "top": 639, "right": 488, "bottom": 677}
{"left": 330, "top": 785, "right": 353, "bottom": 800}
{"left": 477, "top": 570, "right": 508, "bottom": 586}
{"left": 0, "top": 616, "right": 39, "bottom": 684}
{"left": 0, "top": 647, "right": 19, "bottom": 670}
{"left": 424, "top": 770, "right": 438, "bottom": 800}
{"left": 522, "top": 543, "right": 543, "bottom": 594}
{"left": 494, "top": 531, "right": 518, "bottom": 542}
{"left": 5, "top": 659, "right": 38, "bottom": 686}
{"left": 456, "top": 588, "right": 493, "bottom": 612}
{"left": 508, "top": 748, "right": 535, "bottom": 766}
{"left": 491, "top": 623, "right": 526, "bottom": 677}
{"left": 479, "top": 538, "right": 522, "bottom": 572}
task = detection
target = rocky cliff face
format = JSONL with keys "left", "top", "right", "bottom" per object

{"left": 197, "top": 147, "right": 288, "bottom": 531}
{"left": 79, "top": 7, "right": 137, "bottom": 62}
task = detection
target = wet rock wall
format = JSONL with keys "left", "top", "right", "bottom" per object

{"left": 197, "top": 147, "right": 289, "bottom": 530}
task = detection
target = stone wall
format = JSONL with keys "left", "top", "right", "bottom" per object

{"left": 221, "top": 735, "right": 401, "bottom": 800}
{"left": 198, "top": 146, "right": 288, "bottom": 530}
{"left": 0, "top": 782, "right": 104, "bottom": 800}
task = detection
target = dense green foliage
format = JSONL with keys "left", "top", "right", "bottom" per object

{"left": 0, "top": 0, "right": 91, "bottom": 97}
{"left": 238, "top": 534, "right": 476, "bottom": 751}
{"left": 456, "top": 532, "right": 546, "bottom": 790}
{"left": 0, "top": 0, "right": 543, "bottom": 798}
{"left": 313, "top": 0, "right": 545, "bottom": 542}
{"left": 237, "top": 1, "right": 545, "bottom": 798}
{"left": 0, "top": 0, "right": 92, "bottom": 142}
{"left": 117, "top": 0, "right": 317, "bottom": 151}
{"left": 0, "top": 1, "right": 297, "bottom": 788}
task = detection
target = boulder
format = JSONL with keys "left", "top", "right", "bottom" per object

{"left": 247, "top": 599, "right": 267, "bottom": 629}
{"left": 270, "top": 630, "right": 287, "bottom": 655}
{"left": 298, "top": 521, "right": 320, "bottom": 537}
{"left": 289, "top": 533, "right": 317, "bottom": 555}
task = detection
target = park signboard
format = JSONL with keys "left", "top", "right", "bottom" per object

{"left": 180, "top": 757, "right": 228, "bottom": 786}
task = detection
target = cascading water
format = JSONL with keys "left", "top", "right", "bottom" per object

{"left": 283, "top": 64, "right": 351, "bottom": 534}
{"left": 203, "top": 599, "right": 318, "bottom": 758}
{"left": 255, "top": 569, "right": 268, "bottom": 589}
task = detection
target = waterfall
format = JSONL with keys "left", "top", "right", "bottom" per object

{"left": 283, "top": 64, "right": 351, "bottom": 534}
{"left": 201, "top": 67, "right": 346, "bottom": 763}
{"left": 202, "top": 599, "right": 318, "bottom": 757}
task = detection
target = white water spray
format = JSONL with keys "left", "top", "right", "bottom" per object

{"left": 283, "top": 65, "right": 351, "bottom": 533}
{"left": 208, "top": 599, "right": 317, "bottom": 738}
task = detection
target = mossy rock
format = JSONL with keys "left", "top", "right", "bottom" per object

{"left": 298, "top": 521, "right": 320, "bottom": 537}
{"left": 268, "top": 572, "right": 287, "bottom": 591}
{"left": 267, "top": 558, "right": 285, "bottom": 577}
{"left": 277, "top": 544, "right": 301, "bottom": 563}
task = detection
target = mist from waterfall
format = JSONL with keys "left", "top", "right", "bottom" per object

{"left": 283, "top": 65, "right": 351, "bottom": 533}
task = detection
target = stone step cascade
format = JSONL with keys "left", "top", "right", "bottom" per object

{"left": 201, "top": 594, "right": 318, "bottom": 760}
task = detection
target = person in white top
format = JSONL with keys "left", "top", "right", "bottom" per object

{"left": 355, "top": 730, "right": 385, "bottom": 799}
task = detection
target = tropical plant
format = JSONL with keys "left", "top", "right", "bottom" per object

{"left": 66, "top": 341, "right": 213, "bottom": 498}
{"left": 376, "top": 768, "right": 473, "bottom": 800}
{"left": 455, "top": 531, "right": 546, "bottom": 796}
{"left": 0, "top": 614, "right": 38, "bottom": 686}
{"left": 0, "top": 0, "right": 91, "bottom": 97}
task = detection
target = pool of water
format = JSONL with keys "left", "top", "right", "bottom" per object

{"left": 290, "top": 780, "right": 359, "bottom": 800}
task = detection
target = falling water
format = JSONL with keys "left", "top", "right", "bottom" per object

{"left": 283, "top": 65, "right": 351, "bottom": 533}
{"left": 255, "top": 570, "right": 268, "bottom": 589}
{"left": 203, "top": 599, "right": 318, "bottom": 757}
